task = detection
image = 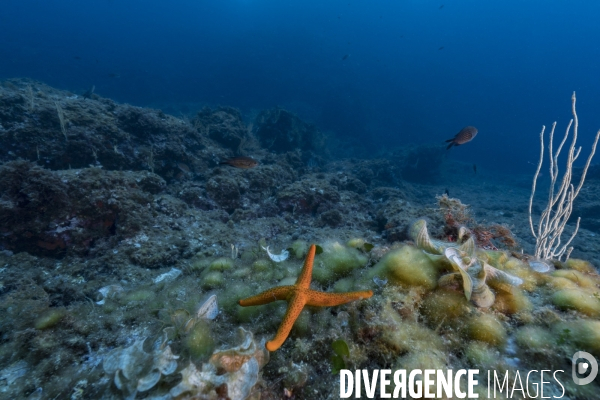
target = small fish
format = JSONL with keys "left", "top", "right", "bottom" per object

{"left": 219, "top": 156, "right": 258, "bottom": 169}
{"left": 438, "top": 46, "right": 444, "bottom": 50}
{"left": 445, "top": 188, "right": 450, "bottom": 196}
{"left": 439, "top": 4, "right": 444, "bottom": 9}
{"left": 445, "top": 126, "right": 478, "bottom": 149}
{"left": 473, "top": 164, "right": 477, "bottom": 174}
{"left": 342, "top": 54, "right": 349, "bottom": 61}
{"left": 107, "top": 72, "right": 120, "bottom": 78}
{"left": 177, "top": 162, "right": 190, "bottom": 174}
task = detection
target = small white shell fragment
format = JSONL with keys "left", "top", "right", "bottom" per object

{"left": 137, "top": 369, "right": 161, "bottom": 392}
{"left": 197, "top": 294, "right": 219, "bottom": 320}
{"left": 155, "top": 346, "right": 179, "bottom": 375}
{"left": 96, "top": 284, "right": 124, "bottom": 305}
{"left": 153, "top": 268, "right": 182, "bottom": 284}
{"left": 528, "top": 259, "right": 552, "bottom": 273}
{"left": 261, "top": 245, "right": 289, "bottom": 262}
{"left": 373, "top": 276, "right": 387, "bottom": 287}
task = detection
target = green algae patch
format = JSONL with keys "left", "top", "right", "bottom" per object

{"left": 465, "top": 314, "right": 506, "bottom": 347}
{"left": 552, "top": 289, "right": 600, "bottom": 317}
{"left": 382, "top": 319, "right": 444, "bottom": 355}
{"left": 371, "top": 244, "right": 439, "bottom": 289}
{"left": 185, "top": 320, "right": 215, "bottom": 360}
{"left": 477, "top": 249, "right": 509, "bottom": 269}
{"left": 122, "top": 289, "right": 156, "bottom": 304}
{"left": 333, "top": 277, "right": 355, "bottom": 293}
{"left": 563, "top": 258, "right": 596, "bottom": 274}
{"left": 312, "top": 242, "right": 368, "bottom": 285}
{"left": 553, "top": 320, "right": 600, "bottom": 357}
{"left": 493, "top": 289, "right": 533, "bottom": 315}
{"left": 515, "top": 326, "right": 554, "bottom": 351}
{"left": 209, "top": 257, "right": 235, "bottom": 271}
{"left": 35, "top": 308, "right": 66, "bottom": 330}
{"left": 552, "top": 270, "right": 598, "bottom": 289}
{"left": 464, "top": 341, "right": 498, "bottom": 369}
{"left": 201, "top": 271, "right": 225, "bottom": 289}
{"left": 290, "top": 240, "right": 309, "bottom": 259}
{"left": 420, "top": 288, "right": 472, "bottom": 328}
{"left": 252, "top": 259, "right": 272, "bottom": 272}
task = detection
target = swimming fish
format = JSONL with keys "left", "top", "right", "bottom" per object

{"left": 445, "top": 126, "right": 478, "bottom": 149}
{"left": 473, "top": 164, "right": 477, "bottom": 174}
{"left": 219, "top": 156, "right": 258, "bottom": 169}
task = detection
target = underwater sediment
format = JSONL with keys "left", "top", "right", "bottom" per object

{"left": 1, "top": 79, "right": 600, "bottom": 398}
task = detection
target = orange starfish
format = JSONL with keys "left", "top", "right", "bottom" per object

{"left": 238, "top": 244, "right": 373, "bottom": 351}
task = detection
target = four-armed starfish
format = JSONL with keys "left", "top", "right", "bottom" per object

{"left": 238, "top": 244, "right": 373, "bottom": 351}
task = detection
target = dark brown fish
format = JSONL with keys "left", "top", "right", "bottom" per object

{"left": 219, "top": 156, "right": 258, "bottom": 169}
{"left": 445, "top": 126, "right": 478, "bottom": 149}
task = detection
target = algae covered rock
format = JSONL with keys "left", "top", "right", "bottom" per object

{"left": 372, "top": 244, "right": 440, "bottom": 289}
{"left": 465, "top": 314, "right": 507, "bottom": 346}
{"left": 551, "top": 289, "right": 600, "bottom": 317}
{"left": 185, "top": 320, "right": 216, "bottom": 360}
{"left": 464, "top": 341, "right": 499, "bottom": 368}
{"left": 563, "top": 258, "right": 596, "bottom": 274}
{"left": 420, "top": 288, "right": 473, "bottom": 327}
{"left": 312, "top": 241, "right": 368, "bottom": 284}
{"left": 493, "top": 289, "right": 533, "bottom": 315}
{"left": 553, "top": 320, "right": 600, "bottom": 357}
{"left": 515, "top": 326, "right": 554, "bottom": 351}
{"left": 34, "top": 308, "right": 66, "bottom": 330}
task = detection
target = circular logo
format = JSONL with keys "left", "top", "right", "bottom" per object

{"left": 572, "top": 351, "right": 598, "bottom": 385}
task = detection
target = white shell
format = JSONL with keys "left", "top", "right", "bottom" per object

{"left": 96, "top": 284, "right": 124, "bottom": 305}
{"left": 153, "top": 268, "right": 182, "bottom": 284}
{"left": 155, "top": 345, "right": 179, "bottom": 376}
{"left": 262, "top": 245, "right": 289, "bottom": 262}
{"left": 528, "top": 259, "right": 552, "bottom": 273}
{"left": 137, "top": 369, "right": 161, "bottom": 392}
{"left": 197, "top": 294, "right": 219, "bottom": 320}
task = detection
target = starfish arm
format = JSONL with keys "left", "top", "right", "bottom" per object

{"left": 305, "top": 290, "right": 373, "bottom": 307}
{"left": 238, "top": 286, "right": 294, "bottom": 306}
{"left": 295, "top": 244, "right": 316, "bottom": 288}
{"left": 266, "top": 293, "right": 306, "bottom": 351}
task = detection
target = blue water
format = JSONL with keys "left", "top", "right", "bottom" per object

{"left": 3, "top": 0, "right": 600, "bottom": 174}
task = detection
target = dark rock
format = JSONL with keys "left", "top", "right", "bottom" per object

{"left": 320, "top": 209, "right": 343, "bottom": 227}
{"left": 254, "top": 108, "right": 325, "bottom": 155}
{"left": 192, "top": 106, "right": 248, "bottom": 151}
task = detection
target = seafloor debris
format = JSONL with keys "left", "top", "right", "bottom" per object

{"left": 262, "top": 245, "right": 289, "bottom": 262}
{"left": 152, "top": 267, "right": 182, "bottom": 284}
{"left": 96, "top": 284, "right": 124, "bottom": 305}
{"left": 410, "top": 219, "right": 524, "bottom": 307}
{"left": 170, "top": 327, "right": 268, "bottom": 399}
{"left": 103, "top": 339, "right": 179, "bottom": 399}
{"left": 196, "top": 294, "right": 219, "bottom": 320}
{"left": 442, "top": 247, "right": 523, "bottom": 307}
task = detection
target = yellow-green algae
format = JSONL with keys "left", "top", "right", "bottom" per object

{"left": 369, "top": 244, "right": 440, "bottom": 289}
{"left": 551, "top": 289, "right": 600, "bottom": 317}
{"left": 34, "top": 308, "right": 66, "bottom": 330}
{"left": 311, "top": 241, "right": 368, "bottom": 284}
{"left": 465, "top": 313, "right": 507, "bottom": 347}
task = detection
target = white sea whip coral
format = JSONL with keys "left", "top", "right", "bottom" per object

{"left": 528, "top": 92, "right": 600, "bottom": 261}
